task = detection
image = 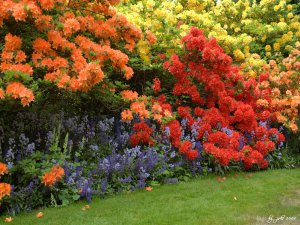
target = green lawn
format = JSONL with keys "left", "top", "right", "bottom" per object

{"left": 3, "top": 169, "right": 300, "bottom": 225}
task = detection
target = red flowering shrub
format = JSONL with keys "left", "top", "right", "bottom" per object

{"left": 157, "top": 27, "right": 284, "bottom": 170}
{"left": 0, "top": 0, "right": 142, "bottom": 106}
{"left": 117, "top": 27, "right": 284, "bottom": 170}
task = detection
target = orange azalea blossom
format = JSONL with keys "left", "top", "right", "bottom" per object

{"left": 42, "top": 166, "right": 64, "bottom": 187}
{"left": 51, "top": 165, "right": 65, "bottom": 178}
{"left": 140, "top": 95, "right": 148, "bottom": 102}
{"left": 0, "top": 63, "right": 34, "bottom": 76}
{"left": 4, "top": 33, "right": 22, "bottom": 51}
{"left": 163, "top": 110, "right": 173, "bottom": 117}
{"left": 1, "top": 34, "right": 33, "bottom": 79}
{"left": 289, "top": 123, "right": 298, "bottom": 132}
{"left": 121, "top": 90, "right": 138, "bottom": 101}
{"left": 275, "top": 113, "right": 287, "bottom": 123}
{"left": 63, "top": 18, "right": 80, "bottom": 37}
{"left": 0, "top": 162, "right": 8, "bottom": 177}
{"left": 15, "top": 50, "right": 27, "bottom": 63}
{"left": 146, "top": 31, "right": 157, "bottom": 45}
{"left": 286, "top": 90, "right": 292, "bottom": 97}
{"left": 36, "top": 212, "right": 43, "bottom": 218}
{"left": 129, "top": 100, "right": 150, "bottom": 119}
{"left": 35, "top": 15, "right": 54, "bottom": 31}
{"left": 256, "top": 99, "right": 269, "bottom": 108}
{"left": 153, "top": 113, "right": 163, "bottom": 123}
{"left": 6, "top": 82, "right": 35, "bottom": 106}
{"left": 138, "top": 109, "right": 150, "bottom": 119}
{"left": 271, "top": 88, "right": 280, "bottom": 97}
{"left": 0, "top": 183, "right": 11, "bottom": 200}
{"left": 124, "top": 67, "right": 134, "bottom": 80}
{"left": 121, "top": 109, "right": 133, "bottom": 122}
{"left": 42, "top": 172, "right": 56, "bottom": 187}
{"left": 130, "top": 101, "right": 146, "bottom": 113}
{"left": 1, "top": 51, "right": 14, "bottom": 62}
{"left": 151, "top": 103, "right": 162, "bottom": 114}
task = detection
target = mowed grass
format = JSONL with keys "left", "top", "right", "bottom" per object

{"left": 3, "top": 169, "right": 300, "bottom": 225}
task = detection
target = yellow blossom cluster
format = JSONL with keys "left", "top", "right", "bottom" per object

{"left": 118, "top": 0, "right": 300, "bottom": 68}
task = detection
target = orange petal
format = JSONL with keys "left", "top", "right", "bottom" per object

{"left": 145, "top": 186, "right": 153, "bottom": 191}
{"left": 36, "top": 212, "right": 43, "bottom": 218}
{"left": 4, "top": 217, "right": 13, "bottom": 222}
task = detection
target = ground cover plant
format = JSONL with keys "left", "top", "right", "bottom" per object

{"left": 0, "top": 0, "right": 299, "bottom": 221}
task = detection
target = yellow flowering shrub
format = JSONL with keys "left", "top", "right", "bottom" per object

{"left": 118, "top": 0, "right": 300, "bottom": 74}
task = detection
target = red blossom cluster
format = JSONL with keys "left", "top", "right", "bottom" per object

{"left": 152, "top": 78, "right": 161, "bottom": 94}
{"left": 164, "top": 119, "right": 182, "bottom": 148}
{"left": 179, "top": 141, "right": 199, "bottom": 161}
{"left": 130, "top": 121, "right": 154, "bottom": 146}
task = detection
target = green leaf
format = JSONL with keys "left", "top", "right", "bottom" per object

{"left": 72, "top": 194, "right": 80, "bottom": 201}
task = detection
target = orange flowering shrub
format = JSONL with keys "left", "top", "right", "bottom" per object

{"left": 42, "top": 165, "right": 65, "bottom": 187}
{"left": 0, "top": 0, "right": 142, "bottom": 106}
{"left": 0, "top": 162, "right": 11, "bottom": 201}
{"left": 256, "top": 42, "right": 300, "bottom": 132}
